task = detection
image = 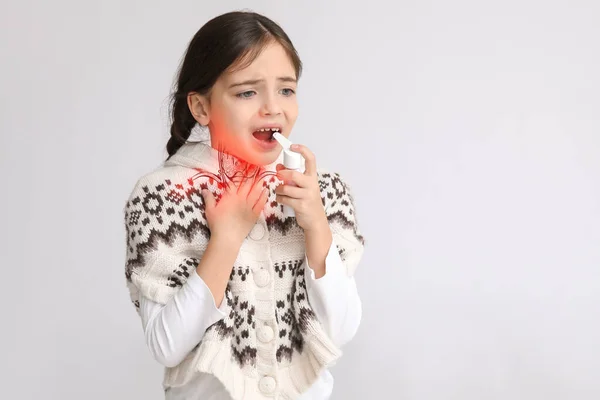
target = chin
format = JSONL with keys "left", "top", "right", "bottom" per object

{"left": 252, "top": 152, "right": 279, "bottom": 167}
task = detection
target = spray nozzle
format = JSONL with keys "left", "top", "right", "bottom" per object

{"left": 272, "top": 132, "right": 303, "bottom": 170}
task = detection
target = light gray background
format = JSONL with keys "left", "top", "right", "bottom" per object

{"left": 1, "top": 0, "right": 599, "bottom": 399}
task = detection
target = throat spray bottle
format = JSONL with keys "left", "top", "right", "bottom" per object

{"left": 272, "top": 132, "right": 304, "bottom": 218}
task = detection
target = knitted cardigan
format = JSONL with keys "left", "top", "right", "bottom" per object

{"left": 123, "top": 140, "right": 365, "bottom": 399}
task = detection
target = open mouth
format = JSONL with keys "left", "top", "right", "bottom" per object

{"left": 252, "top": 127, "right": 280, "bottom": 142}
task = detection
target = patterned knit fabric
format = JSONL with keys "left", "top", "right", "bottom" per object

{"left": 123, "top": 141, "right": 365, "bottom": 399}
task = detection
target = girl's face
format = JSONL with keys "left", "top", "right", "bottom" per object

{"left": 189, "top": 42, "right": 299, "bottom": 166}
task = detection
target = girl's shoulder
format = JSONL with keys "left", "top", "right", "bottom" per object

{"left": 315, "top": 168, "right": 357, "bottom": 206}
{"left": 131, "top": 162, "right": 197, "bottom": 187}
{"left": 123, "top": 163, "right": 203, "bottom": 214}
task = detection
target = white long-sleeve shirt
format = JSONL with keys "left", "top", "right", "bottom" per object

{"left": 140, "top": 237, "right": 361, "bottom": 400}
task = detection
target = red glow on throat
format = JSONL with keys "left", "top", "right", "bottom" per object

{"left": 189, "top": 141, "right": 278, "bottom": 192}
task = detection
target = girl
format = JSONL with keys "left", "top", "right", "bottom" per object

{"left": 124, "top": 11, "right": 366, "bottom": 400}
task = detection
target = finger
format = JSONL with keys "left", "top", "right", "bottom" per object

{"left": 275, "top": 194, "right": 299, "bottom": 211}
{"left": 252, "top": 188, "right": 269, "bottom": 214}
{"left": 201, "top": 189, "right": 215, "bottom": 210}
{"left": 275, "top": 183, "right": 304, "bottom": 199}
{"left": 277, "top": 169, "right": 308, "bottom": 188}
{"left": 275, "top": 164, "right": 285, "bottom": 172}
{"left": 290, "top": 144, "right": 317, "bottom": 177}
{"left": 223, "top": 178, "right": 236, "bottom": 195}
{"left": 247, "top": 176, "right": 268, "bottom": 205}
{"left": 238, "top": 174, "right": 255, "bottom": 197}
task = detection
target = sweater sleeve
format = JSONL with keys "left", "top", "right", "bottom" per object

{"left": 304, "top": 237, "right": 362, "bottom": 347}
{"left": 140, "top": 269, "right": 228, "bottom": 368}
{"left": 302, "top": 171, "right": 366, "bottom": 347}
{"left": 123, "top": 174, "right": 215, "bottom": 312}
{"left": 321, "top": 171, "right": 366, "bottom": 277}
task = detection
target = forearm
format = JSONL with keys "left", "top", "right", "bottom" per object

{"left": 196, "top": 235, "right": 242, "bottom": 307}
{"left": 141, "top": 272, "right": 227, "bottom": 367}
{"left": 305, "top": 237, "right": 362, "bottom": 347}
{"left": 304, "top": 219, "right": 333, "bottom": 279}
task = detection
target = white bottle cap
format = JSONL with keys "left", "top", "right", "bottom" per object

{"left": 283, "top": 149, "right": 302, "bottom": 169}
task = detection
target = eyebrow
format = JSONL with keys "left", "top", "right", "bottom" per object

{"left": 228, "top": 76, "right": 297, "bottom": 89}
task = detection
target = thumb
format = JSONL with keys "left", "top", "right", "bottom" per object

{"left": 201, "top": 189, "right": 215, "bottom": 210}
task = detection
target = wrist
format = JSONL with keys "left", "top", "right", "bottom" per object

{"left": 304, "top": 215, "right": 330, "bottom": 236}
{"left": 304, "top": 224, "right": 332, "bottom": 250}
{"left": 210, "top": 233, "right": 244, "bottom": 251}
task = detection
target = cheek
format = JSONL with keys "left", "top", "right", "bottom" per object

{"left": 212, "top": 100, "right": 244, "bottom": 130}
{"left": 287, "top": 103, "right": 299, "bottom": 122}
{"left": 286, "top": 97, "right": 299, "bottom": 114}
{"left": 208, "top": 98, "right": 227, "bottom": 123}
{"left": 225, "top": 99, "right": 256, "bottom": 124}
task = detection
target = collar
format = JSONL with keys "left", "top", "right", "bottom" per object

{"left": 165, "top": 140, "right": 285, "bottom": 175}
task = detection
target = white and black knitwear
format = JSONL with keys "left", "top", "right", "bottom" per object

{"left": 123, "top": 141, "right": 365, "bottom": 399}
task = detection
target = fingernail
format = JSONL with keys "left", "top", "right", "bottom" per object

{"left": 290, "top": 144, "right": 299, "bottom": 150}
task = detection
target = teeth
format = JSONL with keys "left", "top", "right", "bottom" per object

{"left": 258, "top": 128, "right": 280, "bottom": 132}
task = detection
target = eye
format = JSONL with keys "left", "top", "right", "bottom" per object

{"left": 236, "top": 90, "right": 256, "bottom": 99}
{"left": 280, "top": 88, "right": 295, "bottom": 96}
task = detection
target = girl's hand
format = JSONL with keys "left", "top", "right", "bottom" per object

{"left": 201, "top": 175, "right": 269, "bottom": 244}
{"left": 275, "top": 144, "right": 328, "bottom": 232}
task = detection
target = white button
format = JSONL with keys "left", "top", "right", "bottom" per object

{"left": 259, "top": 376, "right": 277, "bottom": 394}
{"left": 249, "top": 223, "right": 265, "bottom": 240}
{"left": 257, "top": 325, "right": 274, "bottom": 343}
{"left": 253, "top": 269, "right": 270, "bottom": 287}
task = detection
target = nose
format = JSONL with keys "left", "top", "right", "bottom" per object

{"left": 259, "top": 93, "right": 282, "bottom": 116}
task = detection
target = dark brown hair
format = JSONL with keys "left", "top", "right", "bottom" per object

{"left": 166, "top": 11, "right": 302, "bottom": 160}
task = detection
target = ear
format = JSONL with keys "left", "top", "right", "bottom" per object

{"left": 187, "top": 92, "right": 210, "bottom": 126}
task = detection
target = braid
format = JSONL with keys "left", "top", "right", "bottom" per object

{"left": 166, "top": 93, "right": 197, "bottom": 160}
